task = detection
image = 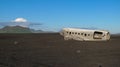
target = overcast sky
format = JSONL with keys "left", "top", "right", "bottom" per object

{"left": 0, "top": 0, "right": 120, "bottom": 34}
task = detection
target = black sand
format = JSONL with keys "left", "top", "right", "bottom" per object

{"left": 0, "top": 33, "right": 120, "bottom": 67}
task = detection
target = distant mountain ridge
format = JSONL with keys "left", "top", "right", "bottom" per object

{"left": 0, "top": 26, "right": 49, "bottom": 33}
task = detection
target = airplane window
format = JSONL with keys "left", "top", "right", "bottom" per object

{"left": 69, "top": 32, "right": 71, "bottom": 34}
{"left": 81, "top": 33, "right": 83, "bottom": 35}
{"left": 75, "top": 32, "right": 77, "bottom": 34}
{"left": 88, "top": 34, "right": 90, "bottom": 36}
{"left": 72, "top": 32, "right": 74, "bottom": 34}
{"left": 78, "top": 33, "right": 80, "bottom": 35}
{"left": 84, "top": 34, "right": 87, "bottom": 36}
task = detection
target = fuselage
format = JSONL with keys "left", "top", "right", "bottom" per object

{"left": 60, "top": 28, "right": 110, "bottom": 41}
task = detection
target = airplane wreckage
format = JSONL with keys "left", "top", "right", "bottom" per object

{"left": 60, "top": 28, "right": 110, "bottom": 41}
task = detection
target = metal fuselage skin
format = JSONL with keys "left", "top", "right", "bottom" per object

{"left": 60, "top": 28, "right": 110, "bottom": 41}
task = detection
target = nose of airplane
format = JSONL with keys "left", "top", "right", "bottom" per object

{"left": 106, "top": 32, "right": 110, "bottom": 40}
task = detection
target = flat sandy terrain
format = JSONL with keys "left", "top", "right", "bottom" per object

{"left": 0, "top": 33, "right": 120, "bottom": 67}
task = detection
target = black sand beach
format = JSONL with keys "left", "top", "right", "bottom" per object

{"left": 0, "top": 33, "right": 120, "bottom": 67}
